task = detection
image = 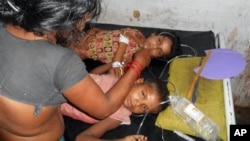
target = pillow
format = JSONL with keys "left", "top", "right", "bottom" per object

{"left": 155, "top": 57, "right": 227, "bottom": 141}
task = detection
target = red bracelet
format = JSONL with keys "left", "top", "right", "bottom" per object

{"left": 125, "top": 60, "right": 144, "bottom": 79}
{"left": 130, "top": 64, "right": 141, "bottom": 79}
{"left": 132, "top": 60, "right": 144, "bottom": 70}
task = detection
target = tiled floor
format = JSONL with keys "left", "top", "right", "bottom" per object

{"left": 234, "top": 106, "right": 250, "bottom": 125}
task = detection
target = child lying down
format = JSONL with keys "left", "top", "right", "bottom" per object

{"left": 57, "top": 27, "right": 180, "bottom": 77}
{"left": 61, "top": 73, "right": 170, "bottom": 141}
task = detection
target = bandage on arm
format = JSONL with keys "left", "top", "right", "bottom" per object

{"left": 108, "top": 34, "right": 128, "bottom": 77}
{"left": 119, "top": 34, "right": 129, "bottom": 44}
{"left": 112, "top": 34, "right": 129, "bottom": 64}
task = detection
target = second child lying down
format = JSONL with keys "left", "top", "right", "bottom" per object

{"left": 61, "top": 74, "right": 170, "bottom": 141}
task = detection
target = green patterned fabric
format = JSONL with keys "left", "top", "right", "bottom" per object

{"left": 155, "top": 57, "right": 227, "bottom": 141}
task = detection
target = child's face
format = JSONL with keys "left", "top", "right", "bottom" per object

{"left": 123, "top": 79, "right": 161, "bottom": 114}
{"left": 143, "top": 34, "right": 173, "bottom": 58}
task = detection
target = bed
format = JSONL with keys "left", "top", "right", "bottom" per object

{"left": 63, "top": 23, "right": 235, "bottom": 141}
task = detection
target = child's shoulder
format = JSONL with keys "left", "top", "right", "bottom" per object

{"left": 120, "top": 27, "right": 144, "bottom": 37}
{"left": 121, "top": 27, "right": 140, "bottom": 32}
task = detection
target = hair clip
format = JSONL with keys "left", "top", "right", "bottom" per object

{"left": 7, "top": 0, "right": 20, "bottom": 12}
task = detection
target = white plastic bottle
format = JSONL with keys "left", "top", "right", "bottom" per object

{"left": 169, "top": 95, "right": 220, "bottom": 141}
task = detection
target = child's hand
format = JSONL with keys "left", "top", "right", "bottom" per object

{"left": 109, "top": 67, "right": 124, "bottom": 77}
{"left": 119, "top": 134, "right": 148, "bottom": 141}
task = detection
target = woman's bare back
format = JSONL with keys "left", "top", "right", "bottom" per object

{"left": 0, "top": 95, "right": 64, "bottom": 141}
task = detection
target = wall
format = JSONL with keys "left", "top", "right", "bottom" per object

{"left": 96, "top": 0, "right": 250, "bottom": 107}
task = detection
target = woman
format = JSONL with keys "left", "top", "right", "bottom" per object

{"left": 0, "top": 0, "right": 151, "bottom": 141}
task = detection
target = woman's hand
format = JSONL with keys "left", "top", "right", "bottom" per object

{"left": 119, "top": 135, "right": 148, "bottom": 141}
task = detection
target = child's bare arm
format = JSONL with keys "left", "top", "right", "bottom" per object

{"left": 76, "top": 117, "right": 148, "bottom": 141}
{"left": 113, "top": 33, "right": 130, "bottom": 62}
{"left": 90, "top": 63, "right": 112, "bottom": 74}
{"left": 111, "top": 34, "right": 129, "bottom": 77}
{"left": 76, "top": 118, "right": 121, "bottom": 141}
{"left": 113, "top": 42, "right": 127, "bottom": 62}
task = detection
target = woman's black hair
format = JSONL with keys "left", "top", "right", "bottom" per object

{"left": 0, "top": 0, "right": 102, "bottom": 35}
{"left": 144, "top": 77, "right": 170, "bottom": 112}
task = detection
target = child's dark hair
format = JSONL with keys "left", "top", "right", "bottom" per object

{"left": 56, "top": 30, "right": 85, "bottom": 49}
{"left": 157, "top": 31, "right": 182, "bottom": 61}
{"left": 144, "top": 77, "right": 170, "bottom": 112}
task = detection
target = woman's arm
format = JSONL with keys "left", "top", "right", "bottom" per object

{"left": 63, "top": 49, "right": 151, "bottom": 119}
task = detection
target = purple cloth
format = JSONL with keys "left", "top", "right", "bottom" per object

{"left": 194, "top": 49, "right": 246, "bottom": 80}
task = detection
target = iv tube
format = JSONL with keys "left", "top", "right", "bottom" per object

{"left": 136, "top": 112, "right": 149, "bottom": 135}
{"left": 136, "top": 81, "right": 176, "bottom": 135}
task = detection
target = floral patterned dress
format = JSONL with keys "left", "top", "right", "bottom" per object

{"left": 83, "top": 28, "right": 145, "bottom": 63}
